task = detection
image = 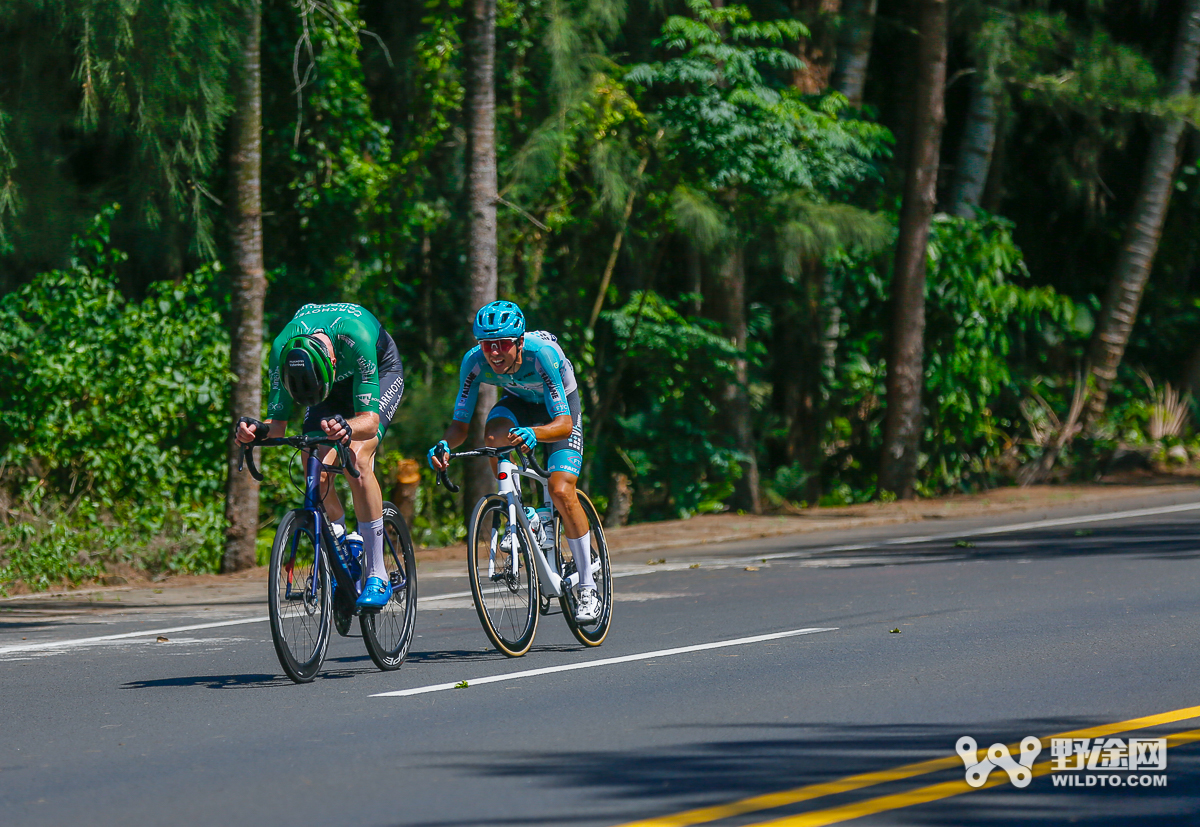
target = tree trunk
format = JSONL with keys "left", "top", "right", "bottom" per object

{"left": 223, "top": 1, "right": 264, "bottom": 573}
{"left": 711, "top": 243, "right": 762, "bottom": 514}
{"left": 782, "top": 263, "right": 826, "bottom": 504}
{"left": 948, "top": 71, "right": 998, "bottom": 218}
{"left": 878, "top": 0, "right": 948, "bottom": 500}
{"left": 1083, "top": 0, "right": 1200, "bottom": 427}
{"left": 790, "top": 0, "right": 841, "bottom": 94}
{"left": 464, "top": 0, "right": 499, "bottom": 513}
{"left": 831, "top": 0, "right": 877, "bottom": 106}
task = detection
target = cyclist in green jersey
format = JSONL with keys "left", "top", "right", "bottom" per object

{"left": 235, "top": 303, "right": 405, "bottom": 612}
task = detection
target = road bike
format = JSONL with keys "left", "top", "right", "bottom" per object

{"left": 239, "top": 435, "right": 417, "bottom": 683}
{"left": 435, "top": 445, "right": 611, "bottom": 657}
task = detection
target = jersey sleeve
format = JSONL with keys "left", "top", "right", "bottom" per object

{"left": 534, "top": 347, "right": 570, "bottom": 419}
{"left": 265, "top": 332, "right": 294, "bottom": 420}
{"left": 452, "top": 349, "right": 485, "bottom": 423}
{"left": 344, "top": 320, "right": 381, "bottom": 415}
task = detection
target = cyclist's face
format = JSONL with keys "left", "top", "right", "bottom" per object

{"left": 479, "top": 337, "right": 522, "bottom": 373}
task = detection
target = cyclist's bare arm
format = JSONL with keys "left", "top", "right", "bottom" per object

{"left": 323, "top": 412, "right": 379, "bottom": 443}
{"left": 431, "top": 421, "right": 470, "bottom": 471}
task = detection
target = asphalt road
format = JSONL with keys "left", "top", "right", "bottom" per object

{"left": 5, "top": 493, "right": 1200, "bottom": 826}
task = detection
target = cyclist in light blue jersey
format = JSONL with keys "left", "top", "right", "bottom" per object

{"left": 428, "top": 300, "right": 598, "bottom": 623}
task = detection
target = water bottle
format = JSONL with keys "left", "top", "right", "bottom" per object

{"left": 344, "top": 531, "right": 364, "bottom": 582}
{"left": 524, "top": 507, "right": 546, "bottom": 549}
{"left": 535, "top": 507, "right": 555, "bottom": 549}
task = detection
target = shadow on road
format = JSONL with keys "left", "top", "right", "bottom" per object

{"left": 401, "top": 719, "right": 1200, "bottom": 827}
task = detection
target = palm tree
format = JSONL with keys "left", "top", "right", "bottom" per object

{"left": 223, "top": 0, "right": 265, "bottom": 572}
{"left": 1083, "top": 0, "right": 1200, "bottom": 427}
{"left": 463, "top": 0, "right": 499, "bottom": 511}
{"left": 878, "top": 0, "right": 949, "bottom": 499}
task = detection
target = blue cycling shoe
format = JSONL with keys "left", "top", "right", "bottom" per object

{"left": 356, "top": 576, "right": 391, "bottom": 612}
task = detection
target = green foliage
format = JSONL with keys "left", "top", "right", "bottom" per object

{"left": 827, "top": 213, "right": 1080, "bottom": 497}
{"left": 0, "top": 0, "right": 246, "bottom": 260}
{"left": 0, "top": 209, "right": 231, "bottom": 591}
{"left": 626, "top": 0, "right": 890, "bottom": 198}
{"left": 262, "top": 0, "right": 395, "bottom": 311}
{"left": 599, "top": 291, "right": 743, "bottom": 519}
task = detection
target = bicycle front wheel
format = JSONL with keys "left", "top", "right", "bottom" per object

{"left": 559, "top": 491, "right": 613, "bottom": 647}
{"left": 467, "top": 494, "right": 538, "bottom": 657}
{"left": 268, "top": 509, "right": 333, "bottom": 683}
{"left": 360, "top": 503, "right": 418, "bottom": 671}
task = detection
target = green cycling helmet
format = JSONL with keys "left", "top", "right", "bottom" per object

{"left": 281, "top": 334, "right": 334, "bottom": 407}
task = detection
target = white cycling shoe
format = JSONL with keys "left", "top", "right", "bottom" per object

{"left": 575, "top": 587, "right": 601, "bottom": 623}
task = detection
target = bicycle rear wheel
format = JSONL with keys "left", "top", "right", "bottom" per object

{"left": 559, "top": 491, "right": 612, "bottom": 647}
{"left": 268, "top": 509, "right": 333, "bottom": 683}
{"left": 360, "top": 503, "right": 418, "bottom": 670}
{"left": 467, "top": 494, "right": 538, "bottom": 657}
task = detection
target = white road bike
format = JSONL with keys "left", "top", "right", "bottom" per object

{"left": 436, "top": 445, "right": 612, "bottom": 657}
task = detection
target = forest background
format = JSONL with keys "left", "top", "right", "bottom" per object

{"left": 3, "top": 0, "right": 1200, "bottom": 591}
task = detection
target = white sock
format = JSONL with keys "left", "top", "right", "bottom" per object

{"left": 360, "top": 518, "right": 386, "bottom": 583}
{"left": 566, "top": 533, "right": 594, "bottom": 590}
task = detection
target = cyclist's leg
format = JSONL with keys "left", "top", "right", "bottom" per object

{"left": 350, "top": 356, "right": 403, "bottom": 595}
{"left": 484, "top": 394, "right": 524, "bottom": 475}
{"left": 544, "top": 393, "right": 592, "bottom": 590}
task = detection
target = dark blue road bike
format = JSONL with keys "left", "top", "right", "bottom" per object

{"left": 240, "top": 435, "right": 417, "bottom": 683}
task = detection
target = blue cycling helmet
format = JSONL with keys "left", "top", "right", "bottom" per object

{"left": 473, "top": 300, "right": 526, "bottom": 340}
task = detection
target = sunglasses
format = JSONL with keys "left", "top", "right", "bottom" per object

{"left": 478, "top": 338, "right": 520, "bottom": 354}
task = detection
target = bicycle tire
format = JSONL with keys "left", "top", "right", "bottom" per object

{"left": 268, "top": 509, "right": 333, "bottom": 683}
{"left": 360, "top": 503, "right": 418, "bottom": 670}
{"left": 467, "top": 494, "right": 538, "bottom": 657}
{"left": 558, "top": 491, "right": 612, "bottom": 647}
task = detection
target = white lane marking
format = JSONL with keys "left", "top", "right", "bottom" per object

{"left": 0, "top": 590, "right": 481, "bottom": 654}
{"left": 0, "top": 617, "right": 270, "bottom": 655}
{"left": 759, "top": 500, "right": 1200, "bottom": 562}
{"left": 371, "top": 627, "right": 836, "bottom": 698}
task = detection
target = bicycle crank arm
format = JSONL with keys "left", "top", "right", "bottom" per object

{"left": 562, "top": 559, "right": 602, "bottom": 590}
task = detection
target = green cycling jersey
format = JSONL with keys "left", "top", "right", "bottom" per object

{"left": 266, "top": 303, "right": 386, "bottom": 420}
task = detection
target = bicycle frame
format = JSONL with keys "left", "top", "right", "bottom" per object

{"left": 494, "top": 454, "right": 600, "bottom": 598}
{"left": 284, "top": 449, "right": 358, "bottom": 608}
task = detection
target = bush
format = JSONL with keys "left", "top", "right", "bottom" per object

{"left": 0, "top": 208, "right": 231, "bottom": 591}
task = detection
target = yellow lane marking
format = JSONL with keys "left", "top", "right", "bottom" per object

{"left": 615, "top": 704, "right": 1200, "bottom": 827}
{"left": 745, "top": 728, "right": 1200, "bottom": 827}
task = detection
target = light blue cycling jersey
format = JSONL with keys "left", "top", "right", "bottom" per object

{"left": 452, "top": 331, "right": 578, "bottom": 423}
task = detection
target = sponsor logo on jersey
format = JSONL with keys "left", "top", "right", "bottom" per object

{"left": 459, "top": 369, "right": 477, "bottom": 402}
{"left": 296, "top": 303, "right": 362, "bottom": 317}
{"left": 356, "top": 353, "right": 376, "bottom": 377}
{"left": 268, "top": 367, "right": 280, "bottom": 389}
{"left": 338, "top": 333, "right": 356, "bottom": 348}
{"left": 380, "top": 376, "right": 404, "bottom": 418}
{"left": 356, "top": 393, "right": 373, "bottom": 407}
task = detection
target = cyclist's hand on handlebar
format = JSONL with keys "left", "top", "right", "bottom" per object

{"left": 508, "top": 426, "right": 537, "bottom": 451}
{"left": 321, "top": 414, "right": 353, "bottom": 447}
{"left": 235, "top": 416, "right": 270, "bottom": 445}
{"left": 428, "top": 440, "right": 450, "bottom": 471}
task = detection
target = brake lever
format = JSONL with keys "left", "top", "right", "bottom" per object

{"left": 243, "top": 445, "right": 264, "bottom": 482}
{"left": 336, "top": 443, "right": 361, "bottom": 479}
